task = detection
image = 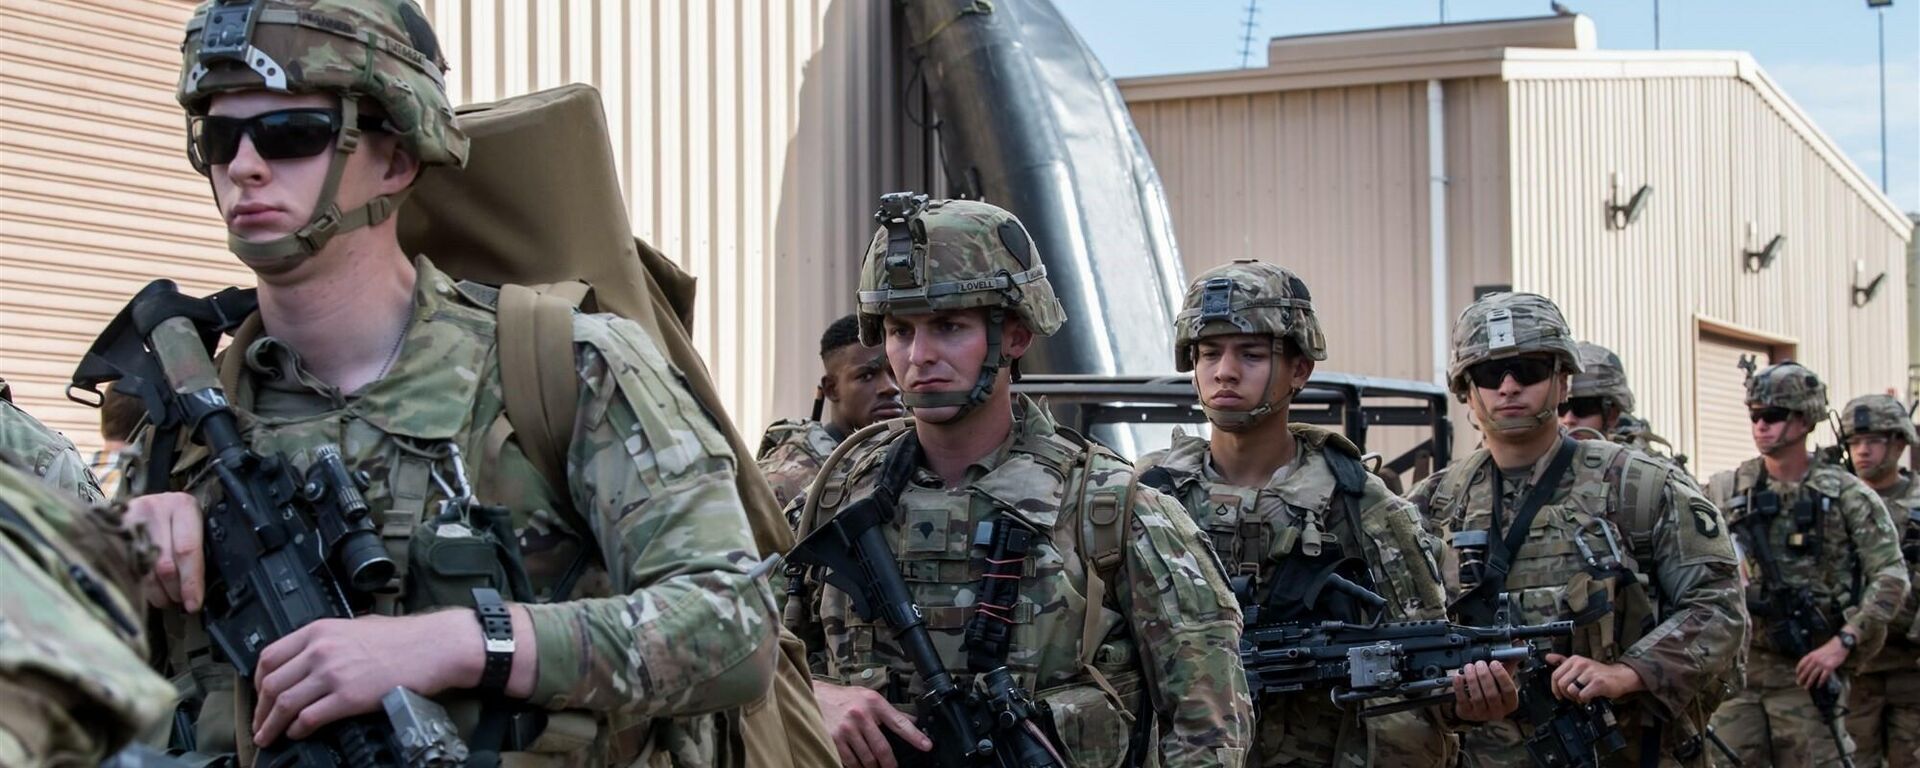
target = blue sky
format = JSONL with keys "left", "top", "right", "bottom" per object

{"left": 1055, "top": 0, "right": 1920, "bottom": 212}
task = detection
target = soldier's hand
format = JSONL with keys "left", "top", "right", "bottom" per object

{"left": 813, "top": 680, "right": 931, "bottom": 768}
{"left": 125, "top": 492, "right": 205, "bottom": 612}
{"left": 252, "top": 611, "right": 483, "bottom": 747}
{"left": 1794, "top": 637, "right": 1848, "bottom": 691}
{"left": 1545, "top": 653, "right": 1645, "bottom": 703}
{"left": 1451, "top": 659, "right": 1520, "bottom": 721}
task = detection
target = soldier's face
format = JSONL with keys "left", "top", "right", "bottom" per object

{"left": 1848, "top": 433, "right": 1904, "bottom": 480}
{"left": 1557, "top": 397, "right": 1610, "bottom": 433}
{"left": 1748, "top": 407, "right": 1809, "bottom": 455}
{"left": 883, "top": 309, "right": 1032, "bottom": 423}
{"left": 1193, "top": 335, "right": 1309, "bottom": 415}
{"left": 823, "top": 344, "right": 903, "bottom": 428}
{"left": 1466, "top": 354, "right": 1564, "bottom": 429}
{"left": 204, "top": 91, "right": 416, "bottom": 247}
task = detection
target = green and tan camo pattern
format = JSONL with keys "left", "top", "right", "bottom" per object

{"left": 794, "top": 396, "right": 1254, "bottom": 767}
{"left": 1839, "top": 394, "right": 1917, "bottom": 444}
{"left": 1742, "top": 362, "right": 1829, "bottom": 419}
{"left": 0, "top": 458, "right": 174, "bottom": 767}
{"left": 178, "top": 0, "right": 469, "bottom": 167}
{"left": 755, "top": 418, "right": 840, "bottom": 512}
{"left": 1139, "top": 425, "right": 1456, "bottom": 767}
{"left": 1413, "top": 439, "right": 1746, "bottom": 766}
{"left": 133, "top": 257, "right": 777, "bottom": 766}
{"left": 1569, "top": 341, "right": 1636, "bottom": 413}
{"left": 1445, "top": 292, "right": 1582, "bottom": 398}
{"left": 0, "top": 378, "right": 105, "bottom": 510}
{"left": 1172, "top": 259, "right": 1328, "bottom": 371}
{"left": 855, "top": 198, "right": 1065, "bottom": 345}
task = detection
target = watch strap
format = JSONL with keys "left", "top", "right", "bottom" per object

{"left": 473, "top": 587, "right": 514, "bottom": 693}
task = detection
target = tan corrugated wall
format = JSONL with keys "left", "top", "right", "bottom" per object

{"left": 0, "top": 0, "right": 241, "bottom": 452}
{"left": 1509, "top": 75, "right": 1911, "bottom": 471}
{"left": 1126, "top": 77, "right": 1513, "bottom": 459}
{"left": 1, "top": 0, "right": 926, "bottom": 454}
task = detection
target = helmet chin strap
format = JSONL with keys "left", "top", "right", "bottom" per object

{"left": 903, "top": 308, "right": 1006, "bottom": 424}
{"left": 1755, "top": 417, "right": 1811, "bottom": 457}
{"left": 1202, "top": 339, "right": 1285, "bottom": 432}
{"left": 225, "top": 98, "right": 406, "bottom": 274}
{"left": 1469, "top": 374, "right": 1563, "bottom": 436}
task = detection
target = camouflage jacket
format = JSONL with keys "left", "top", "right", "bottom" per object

{"left": 1412, "top": 438, "right": 1746, "bottom": 764}
{"left": 793, "top": 396, "right": 1253, "bottom": 767}
{"left": 0, "top": 457, "right": 174, "bottom": 766}
{"left": 136, "top": 257, "right": 777, "bottom": 766}
{"left": 755, "top": 418, "right": 842, "bottom": 512}
{"left": 1875, "top": 471, "right": 1920, "bottom": 672}
{"left": 1705, "top": 457, "right": 1908, "bottom": 670}
{"left": 1138, "top": 426, "right": 1455, "bottom": 768}
{"left": 0, "top": 378, "right": 106, "bottom": 507}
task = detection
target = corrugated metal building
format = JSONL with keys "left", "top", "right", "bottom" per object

{"left": 1, "top": 0, "right": 927, "bottom": 453}
{"left": 1121, "top": 15, "right": 1914, "bottom": 477}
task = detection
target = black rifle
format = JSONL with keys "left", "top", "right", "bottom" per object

{"left": 1514, "top": 663, "right": 1629, "bottom": 768}
{"left": 71, "top": 280, "right": 462, "bottom": 768}
{"left": 788, "top": 433, "right": 1063, "bottom": 768}
{"left": 1732, "top": 495, "right": 1856, "bottom": 768}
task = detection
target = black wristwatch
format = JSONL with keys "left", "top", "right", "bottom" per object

{"left": 1839, "top": 629, "right": 1859, "bottom": 651}
{"left": 473, "top": 587, "right": 515, "bottom": 693}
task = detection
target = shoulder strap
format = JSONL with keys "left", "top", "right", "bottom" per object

{"left": 1432, "top": 448, "right": 1490, "bottom": 522}
{"left": 1452, "top": 437, "right": 1579, "bottom": 624}
{"left": 1073, "top": 443, "right": 1141, "bottom": 669}
{"left": 1609, "top": 450, "right": 1667, "bottom": 563}
{"left": 493, "top": 283, "right": 600, "bottom": 556}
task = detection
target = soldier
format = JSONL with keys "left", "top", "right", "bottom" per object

{"left": 758, "top": 314, "right": 904, "bottom": 511}
{"left": 0, "top": 455, "right": 176, "bottom": 766}
{"left": 1411, "top": 292, "right": 1746, "bottom": 766}
{"left": 1705, "top": 365, "right": 1908, "bottom": 766}
{"left": 1136, "top": 259, "right": 1505, "bottom": 766}
{"left": 792, "top": 195, "right": 1252, "bottom": 767}
{"left": 1560, "top": 341, "right": 1689, "bottom": 474}
{"left": 123, "top": 0, "right": 778, "bottom": 763}
{"left": 91, "top": 388, "right": 145, "bottom": 499}
{"left": 0, "top": 377, "right": 106, "bottom": 505}
{"left": 1837, "top": 394, "right": 1920, "bottom": 768}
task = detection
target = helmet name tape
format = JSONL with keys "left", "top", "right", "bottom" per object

{"left": 1486, "top": 308, "right": 1516, "bottom": 350}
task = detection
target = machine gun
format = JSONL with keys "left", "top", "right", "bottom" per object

{"left": 1240, "top": 615, "right": 1573, "bottom": 716}
{"left": 787, "top": 433, "right": 1064, "bottom": 768}
{"left": 1732, "top": 502, "right": 1855, "bottom": 768}
{"left": 70, "top": 280, "right": 465, "bottom": 768}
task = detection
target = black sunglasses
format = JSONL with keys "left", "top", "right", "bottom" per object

{"left": 1749, "top": 407, "right": 1793, "bottom": 424}
{"left": 187, "top": 108, "right": 388, "bottom": 175}
{"left": 1465, "top": 356, "right": 1556, "bottom": 390}
{"left": 1557, "top": 397, "right": 1607, "bottom": 419}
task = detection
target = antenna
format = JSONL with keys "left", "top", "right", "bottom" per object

{"left": 1238, "top": 0, "right": 1261, "bottom": 68}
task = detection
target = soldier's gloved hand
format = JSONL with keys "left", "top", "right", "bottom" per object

{"left": 1451, "top": 659, "right": 1520, "bottom": 721}
{"left": 813, "top": 680, "right": 931, "bottom": 768}
{"left": 125, "top": 492, "right": 206, "bottom": 613}
{"left": 1794, "top": 636, "right": 1849, "bottom": 691}
{"left": 1545, "top": 653, "right": 1645, "bottom": 703}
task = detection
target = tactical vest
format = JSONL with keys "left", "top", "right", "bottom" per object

{"left": 799, "top": 418, "right": 1148, "bottom": 768}
{"left": 1711, "top": 461, "right": 1858, "bottom": 649}
{"left": 1869, "top": 472, "right": 1920, "bottom": 673}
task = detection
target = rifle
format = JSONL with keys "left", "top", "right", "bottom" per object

{"left": 788, "top": 433, "right": 1064, "bottom": 768}
{"left": 1732, "top": 498, "right": 1856, "bottom": 768}
{"left": 70, "top": 280, "right": 465, "bottom": 768}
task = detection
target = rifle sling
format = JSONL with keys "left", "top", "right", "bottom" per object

{"left": 1453, "top": 437, "right": 1578, "bottom": 622}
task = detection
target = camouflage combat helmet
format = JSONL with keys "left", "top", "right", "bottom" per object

{"left": 1838, "top": 394, "right": 1917, "bottom": 445}
{"left": 1569, "top": 341, "right": 1636, "bottom": 414}
{"left": 177, "top": 0, "right": 469, "bottom": 269}
{"left": 1744, "top": 362, "right": 1828, "bottom": 421}
{"left": 1173, "top": 259, "right": 1326, "bottom": 429}
{"left": 856, "top": 193, "right": 1064, "bottom": 417}
{"left": 1447, "top": 292, "right": 1581, "bottom": 433}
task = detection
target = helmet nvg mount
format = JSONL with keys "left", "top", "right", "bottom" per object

{"left": 1173, "top": 259, "right": 1326, "bottom": 430}
{"left": 855, "top": 192, "right": 1063, "bottom": 421}
{"left": 178, "top": 0, "right": 469, "bottom": 271}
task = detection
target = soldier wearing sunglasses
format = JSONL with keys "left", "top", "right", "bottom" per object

{"left": 1703, "top": 364, "right": 1907, "bottom": 766}
{"left": 118, "top": 0, "right": 781, "bottom": 764}
{"left": 1409, "top": 292, "right": 1745, "bottom": 767}
{"left": 1834, "top": 394, "right": 1920, "bottom": 768}
{"left": 1560, "top": 341, "right": 1692, "bottom": 481}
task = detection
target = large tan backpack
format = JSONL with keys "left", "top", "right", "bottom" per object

{"left": 396, "top": 83, "right": 833, "bottom": 766}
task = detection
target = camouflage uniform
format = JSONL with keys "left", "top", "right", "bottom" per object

{"left": 1414, "top": 293, "right": 1746, "bottom": 767}
{"left": 0, "top": 378, "right": 106, "bottom": 506}
{"left": 1138, "top": 259, "right": 1453, "bottom": 767}
{"left": 1704, "top": 366, "right": 1909, "bottom": 767}
{"left": 756, "top": 418, "right": 843, "bottom": 512}
{"left": 1840, "top": 395, "right": 1920, "bottom": 768}
{"left": 147, "top": 3, "right": 779, "bottom": 764}
{"left": 0, "top": 456, "right": 175, "bottom": 766}
{"left": 792, "top": 196, "right": 1253, "bottom": 767}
